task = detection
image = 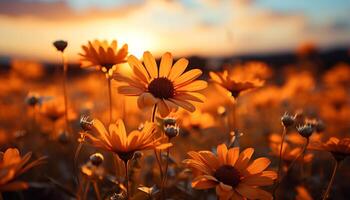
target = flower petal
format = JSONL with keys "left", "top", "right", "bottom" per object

{"left": 217, "top": 143, "right": 228, "bottom": 165}
{"left": 245, "top": 157, "right": 271, "bottom": 175}
{"left": 159, "top": 52, "right": 173, "bottom": 77}
{"left": 143, "top": 51, "right": 158, "bottom": 78}
{"left": 168, "top": 58, "right": 189, "bottom": 81}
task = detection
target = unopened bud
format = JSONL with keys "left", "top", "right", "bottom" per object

{"left": 53, "top": 40, "right": 68, "bottom": 52}
{"left": 297, "top": 125, "right": 314, "bottom": 138}
{"left": 164, "top": 126, "right": 179, "bottom": 139}
{"left": 89, "top": 153, "right": 104, "bottom": 166}
{"left": 281, "top": 113, "right": 295, "bottom": 127}
{"left": 163, "top": 117, "right": 176, "bottom": 127}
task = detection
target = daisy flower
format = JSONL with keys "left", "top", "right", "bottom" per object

{"left": 183, "top": 143, "right": 277, "bottom": 200}
{"left": 209, "top": 70, "right": 263, "bottom": 99}
{"left": 79, "top": 40, "right": 128, "bottom": 76}
{"left": 309, "top": 137, "right": 350, "bottom": 161}
{"left": 114, "top": 51, "right": 207, "bottom": 117}
{"left": 0, "top": 148, "right": 46, "bottom": 192}
{"left": 83, "top": 118, "right": 171, "bottom": 162}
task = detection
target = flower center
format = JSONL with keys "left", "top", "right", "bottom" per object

{"left": 148, "top": 77, "right": 174, "bottom": 99}
{"left": 214, "top": 165, "right": 241, "bottom": 188}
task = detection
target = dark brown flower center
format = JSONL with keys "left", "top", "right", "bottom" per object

{"left": 148, "top": 77, "right": 174, "bottom": 99}
{"left": 214, "top": 165, "right": 241, "bottom": 188}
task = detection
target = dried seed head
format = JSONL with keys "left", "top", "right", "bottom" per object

{"left": 53, "top": 40, "right": 68, "bottom": 52}
{"left": 25, "top": 93, "right": 41, "bottom": 106}
{"left": 306, "top": 119, "right": 325, "bottom": 133}
{"left": 163, "top": 117, "right": 177, "bottom": 127}
{"left": 89, "top": 153, "right": 104, "bottom": 166}
{"left": 80, "top": 116, "right": 93, "bottom": 131}
{"left": 297, "top": 124, "right": 314, "bottom": 138}
{"left": 164, "top": 126, "right": 179, "bottom": 139}
{"left": 281, "top": 113, "right": 295, "bottom": 127}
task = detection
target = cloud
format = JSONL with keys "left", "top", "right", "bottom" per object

{"left": 0, "top": 0, "right": 144, "bottom": 21}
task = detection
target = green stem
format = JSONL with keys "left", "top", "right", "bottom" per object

{"left": 322, "top": 160, "right": 339, "bottom": 200}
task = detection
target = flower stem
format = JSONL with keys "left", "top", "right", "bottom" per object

{"left": 151, "top": 104, "right": 157, "bottom": 122}
{"left": 124, "top": 160, "right": 130, "bottom": 200}
{"left": 151, "top": 104, "right": 164, "bottom": 186}
{"left": 83, "top": 181, "right": 90, "bottom": 200}
{"left": 61, "top": 53, "right": 69, "bottom": 132}
{"left": 92, "top": 182, "right": 102, "bottom": 200}
{"left": 273, "top": 126, "right": 287, "bottom": 198}
{"left": 162, "top": 138, "right": 171, "bottom": 199}
{"left": 275, "top": 137, "right": 309, "bottom": 196}
{"left": 107, "top": 77, "right": 113, "bottom": 123}
{"left": 322, "top": 160, "right": 339, "bottom": 200}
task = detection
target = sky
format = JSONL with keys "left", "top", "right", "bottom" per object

{"left": 0, "top": 0, "right": 349, "bottom": 63}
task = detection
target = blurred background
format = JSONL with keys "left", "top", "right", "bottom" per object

{"left": 1, "top": 1, "right": 350, "bottom": 199}
{"left": 0, "top": 0, "right": 350, "bottom": 63}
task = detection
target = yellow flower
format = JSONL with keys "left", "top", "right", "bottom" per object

{"left": 309, "top": 137, "right": 350, "bottom": 161}
{"left": 183, "top": 143, "right": 277, "bottom": 200}
{"left": 83, "top": 118, "right": 171, "bottom": 161}
{"left": 0, "top": 148, "right": 46, "bottom": 192}
{"left": 79, "top": 40, "right": 128, "bottom": 76}
{"left": 210, "top": 70, "right": 263, "bottom": 98}
{"left": 114, "top": 51, "right": 207, "bottom": 117}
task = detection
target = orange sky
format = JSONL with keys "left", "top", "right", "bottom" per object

{"left": 0, "top": 0, "right": 349, "bottom": 63}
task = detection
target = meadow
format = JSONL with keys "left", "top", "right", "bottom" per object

{"left": 0, "top": 40, "right": 350, "bottom": 200}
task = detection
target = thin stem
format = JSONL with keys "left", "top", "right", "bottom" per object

{"left": 107, "top": 77, "right": 113, "bottom": 123}
{"left": 162, "top": 138, "right": 171, "bottom": 199}
{"left": 92, "top": 182, "right": 102, "bottom": 200}
{"left": 273, "top": 126, "right": 287, "bottom": 199}
{"left": 232, "top": 98, "right": 237, "bottom": 132}
{"left": 124, "top": 160, "right": 130, "bottom": 200}
{"left": 322, "top": 160, "right": 339, "bottom": 200}
{"left": 151, "top": 104, "right": 157, "bottom": 122}
{"left": 151, "top": 104, "right": 164, "bottom": 195}
{"left": 276, "top": 137, "right": 309, "bottom": 195}
{"left": 61, "top": 53, "right": 69, "bottom": 132}
{"left": 83, "top": 181, "right": 90, "bottom": 200}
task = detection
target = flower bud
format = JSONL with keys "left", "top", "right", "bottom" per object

{"left": 297, "top": 125, "right": 314, "bottom": 138}
{"left": 89, "top": 153, "right": 104, "bottom": 166}
{"left": 53, "top": 40, "right": 68, "bottom": 52}
{"left": 25, "top": 93, "right": 41, "bottom": 106}
{"left": 164, "top": 126, "right": 179, "bottom": 139}
{"left": 281, "top": 113, "right": 295, "bottom": 127}
{"left": 80, "top": 116, "right": 93, "bottom": 131}
{"left": 163, "top": 117, "right": 176, "bottom": 127}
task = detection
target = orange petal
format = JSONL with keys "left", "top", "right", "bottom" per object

{"left": 245, "top": 157, "right": 271, "bottom": 175}
{"left": 176, "top": 80, "right": 208, "bottom": 92}
{"left": 159, "top": 52, "right": 173, "bottom": 77}
{"left": 217, "top": 143, "right": 228, "bottom": 165}
{"left": 227, "top": 147, "right": 239, "bottom": 167}
{"left": 143, "top": 51, "right": 158, "bottom": 79}
{"left": 168, "top": 58, "right": 189, "bottom": 81}
{"left": 234, "top": 148, "right": 254, "bottom": 172}
{"left": 174, "top": 69, "right": 202, "bottom": 87}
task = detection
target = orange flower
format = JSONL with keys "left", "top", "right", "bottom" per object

{"left": 183, "top": 143, "right": 277, "bottom": 200}
{"left": 114, "top": 51, "right": 207, "bottom": 117}
{"left": 40, "top": 99, "right": 75, "bottom": 122}
{"left": 295, "top": 186, "right": 313, "bottom": 200}
{"left": 209, "top": 70, "right": 263, "bottom": 99}
{"left": 309, "top": 137, "right": 350, "bottom": 161}
{"left": 79, "top": 40, "right": 128, "bottom": 76}
{"left": 0, "top": 148, "right": 46, "bottom": 192}
{"left": 83, "top": 118, "right": 171, "bottom": 161}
